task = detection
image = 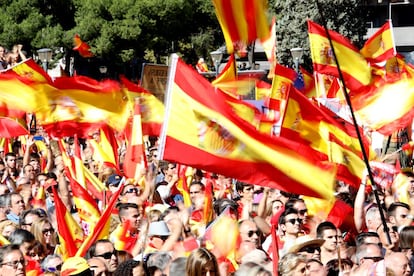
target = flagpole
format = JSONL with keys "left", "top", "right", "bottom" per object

{"left": 315, "top": 0, "right": 392, "bottom": 245}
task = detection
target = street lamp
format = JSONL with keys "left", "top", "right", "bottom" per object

{"left": 210, "top": 50, "right": 223, "bottom": 77}
{"left": 37, "top": 48, "right": 52, "bottom": 72}
{"left": 290, "top": 47, "right": 303, "bottom": 72}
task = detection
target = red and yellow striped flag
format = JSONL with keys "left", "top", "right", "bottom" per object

{"left": 123, "top": 99, "right": 147, "bottom": 180}
{"left": 53, "top": 186, "right": 84, "bottom": 260}
{"left": 121, "top": 76, "right": 164, "bottom": 136}
{"left": 159, "top": 54, "right": 337, "bottom": 199}
{"left": 212, "top": 0, "right": 270, "bottom": 54}
{"left": 5, "top": 58, "right": 52, "bottom": 83}
{"left": 361, "top": 21, "right": 396, "bottom": 63}
{"left": 308, "top": 20, "right": 371, "bottom": 91}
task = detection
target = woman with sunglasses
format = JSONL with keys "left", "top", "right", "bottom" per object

{"left": 31, "top": 218, "right": 56, "bottom": 256}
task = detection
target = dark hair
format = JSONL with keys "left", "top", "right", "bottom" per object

{"left": 235, "top": 181, "right": 252, "bottom": 193}
{"left": 9, "top": 228, "right": 35, "bottom": 245}
{"left": 325, "top": 258, "right": 354, "bottom": 276}
{"left": 85, "top": 239, "right": 113, "bottom": 259}
{"left": 387, "top": 202, "right": 411, "bottom": 218}
{"left": 5, "top": 152, "right": 16, "bottom": 160}
{"left": 213, "top": 198, "right": 239, "bottom": 217}
{"left": 355, "top": 231, "right": 380, "bottom": 247}
{"left": 117, "top": 203, "right": 139, "bottom": 220}
{"left": 285, "top": 198, "right": 305, "bottom": 210}
{"left": 316, "top": 221, "right": 337, "bottom": 238}
{"left": 113, "top": 259, "right": 142, "bottom": 276}
{"left": 399, "top": 225, "right": 414, "bottom": 250}
{"left": 46, "top": 172, "right": 58, "bottom": 181}
{"left": 189, "top": 181, "right": 205, "bottom": 191}
{"left": 20, "top": 208, "right": 47, "bottom": 227}
{"left": 279, "top": 208, "right": 299, "bottom": 225}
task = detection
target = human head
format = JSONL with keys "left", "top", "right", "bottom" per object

{"left": 8, "top": 229, "right": 35, "bottom": 256}
{"left": 316, "top": 221, "right": 338, "bottom": 253}
{"left": 145, "top": 251, "right": 172, "bottom": 276}
{"left": 355, "top": 232, "right": 381, "bottom": 247}
{"left": 399, "top": 225, "right": 414, "bottom": 250}
{"left": 235, "top": 181, "right": 254, "bottom": 202}
{"left": 23, "top": 164, "right": 36, "bottom": 181}
{"left": 31, "top": 218, "right": 56, "bottom": 247}
{"left": 0, "top": 193, "right": 10, "bottom": 221}
{"left": 278, "top": 253, "right": 307, "bottom": 276}
{"left": 5, "top": 153, "right": 16, "bottom": 168}
{"left": 285, "top": 198, "right": 308, "bottom": 224}
{"left": 117, "top": 203, "right": 142, "bottom": 232}
{"left": 186, "top": 248, "right": 219, "bottom": 276}
{"left": 0, "top": 183, "right": 10, "bottom": 195}
{"left": 61, "top": 256, "right": 92, "bottom": 276}
{"left": 41, "top": 254, "right": 63, "bottom": 275}
{"left": 0, "top": 220, "right": 18, "bottom": 240}
{"left": 305, "top": 259, "right": 327, "bottom": 276}
{"left": 213, "top": 198, "right": 239, "bottom": 220}
{"left": 0, "top": 244, "right": 26, "bottom": 276}
{"left": 325, "top": 258, "right": 353, "bottom": 276}
{"left": 365, "top": 206, "right": 382, "bottom": 232}
{"left": 169, "top": 257, "right": 187, "bottom": 275}
{"left": 120, "top": 184, "right": 141, "bottom": 201}
{"left": 86, "top": 240, "right": 118, "bottom": 273}
{"left": 279, "top": 208, "right": 302, "bottom": 238}
{"left": 387, "top": 202, "right": 412, "bottom": 229}
{"left": 355, "top": 243, "right": 383, "bottom": 265}
{"left": 87, "top": 257, "right": 108, "bottom": 276}
{"left": 384, "top": 252, "right": 411, "bottom": 276}
{"left": 289, "top": 235, "right": 324, "bottom": 261}
{"left": 20, "top": 208, "right": 46, "bottom": 230}
{"left": 239, "top": 219, "right": 260, "bottom": 248}
{"left": 189, "top": 181, "right": 205, "bottom": 209}
{"left": 147, "top": 221, "right": 171, "bottom": 250}
{"left": 113, "top": 259, "right": 144, "bottom": 276}
{"left": 376, "top": 223, "right": 399, "bottom": 250}
{"left": 9, "top": 192, "right": 25, "bottom": 216}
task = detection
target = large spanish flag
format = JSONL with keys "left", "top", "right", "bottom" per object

{"left": 212, "top": 0, "right": 270, "bottom": 54}
{"left": 5, "top": 58, "right": 52, "bottom": 83}
{"left": 159, "top": 54, "right": 337, "bottom": 199}
{"left": 281, "top": 86, "right": 375, "bottom": 187}
{"left": 360, "top": 21, "right": 396, "bottom": 64}
{"left": 308, "top": 20, "right": 371, "bottom": 91}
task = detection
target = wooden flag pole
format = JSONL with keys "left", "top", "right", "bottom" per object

{"left": 315, "top": 0, "right": 392, "bottom": 245}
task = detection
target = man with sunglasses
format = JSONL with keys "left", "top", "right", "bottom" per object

{"left": 87, "top": 239, "right": 118, "bottom": 274}
{"left": 239, "top": 219, "right": 261, "bottom": 249}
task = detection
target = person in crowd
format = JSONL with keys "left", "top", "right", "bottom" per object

{"left": 185, "top": 248, "right": 220, "bottom": 276}
{"left": 0, "top": 219, "right": 17, "bottom": 240}
{"left": 41, "top": 254, "right": 63, "bottom": 275}
{"left": 0, "top": 244, "right": 26, "bottom": 276}
{"left": 6, "top": 192, "right": 25, "bottom": 224}
{"left": 86, "top": 239, "right": 119, "bottom": 274}
{"left": 30, "top": 218, "right": 56, "bottom": 255}
{"left": 114, "top": 259, "right": 144, "bottom": 276}
{"left": 387, "top": 202, "right": 412, "bottom": 231}
{"left": 238, "top": 219, "right": 261, "bottom": 249}
{"left": 278, "top": 253, "right": 307, "bottom": 276}
{"left": 384, "top": 252, "right": 411, "bottom": 276}
{"left": 8, "top": 229, "right": 36, "bottom": 256}
{"left": 316, "top": 221, "right": 338, "bottom": 265}
{"left": 88, "top": 257, "right": 109, "bottom": 276}
{"left": 0, "top": 193, "right": 10, "bottom": 221}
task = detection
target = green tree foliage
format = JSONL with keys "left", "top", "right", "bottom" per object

{"left": 269, "top": 0, "right": 367, "bottom": 71}
{"left": 0, "top": 0, "right": 223, "bottom": 76}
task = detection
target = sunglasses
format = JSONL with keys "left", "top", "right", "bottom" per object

{"left": 299, "top": 246, "right": 320, "bottom": 254}
{"left": 363, "top": 256, "right": 383, "bottom": 262}
{"left": 286, "top": 218, "right": 303, "bottom": 225}
{"left": 154, "top": 235, "right": 169, "bottom": 241}
{"left": 124, "top": 188, "right": 139, "bottom": 194}
{"left": 45, "top": 264, "right": 62, "bottom": 273}
{"left": 42, "top": 228, "right": 54, "bottom": 234}
{"left": 298, "top": 209, "right": 308, "bottom": 215}
{"left": 247, "top": 230, "right": 260, "bottom": 237}
{"left": 95, "top": 250, "right": 117, "bottom": 259}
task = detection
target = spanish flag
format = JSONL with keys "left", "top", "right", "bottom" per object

{"left": 73, "top": 34, "right": 94, "bottom": 58}
{"left": 281, "top": 86, "right": 375, "bottom": 187}
{"left": 212, "top": 0, "right": 270, "bottom": 54}
{"left": 360, "top": 21, "right": 396, "bottom": 64}
{"left": 159, "top": 54, "right": 337, "bottom": 199}
{"left": 121, "top": 76, "right": 164, "bottom": 136}
{"left": 255, "top": 79, "right": 271, "bottom": 101}
{"left": 5, "top": 58, "right": 53, "bottom": 84}
{"left": 308, "top": 20, "right": 371, "bottom": 91}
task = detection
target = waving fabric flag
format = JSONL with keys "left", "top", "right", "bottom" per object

{"left": 0, "top": 102, "right": 28, "bottom": 137}
{"left": 281, "top": 86, "right": 375, "bottom": 187}
{"left": 121, "top": 76, "right": 164, "bottom": 136}
{"left": 260, "top": 17, "right": 277, "bottom": 78}
{"left": 308, "top": 20, "right": 371, "bottom": 91}
{"left": 73, "top": 34, "right": 94, "bottom": 58}
{"left": 159, "top": 54, "right": 337, "bottom": 199}
{"left": 123, "top": 99, "right": 147, "bottom": 179}
{"left": 5, "top": 58, "right": 53, "bottom": 83}
{"left": 212, "top": 0, "right": 270, "bottom": 54}
{"left": 360, "top": 21, "right": 396, "bottom": 63}
{"left": 39, "top": 76, "right": 129, "bottom": 137}
{"left": 53, "top": 186, "right": 84, "bottom": 259}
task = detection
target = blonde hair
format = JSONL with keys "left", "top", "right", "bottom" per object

{"left": 0, "top": 220, "right": 18, "bottom": 234}
{"left": 31, "top": 218, "right": 56, "bottom": 247}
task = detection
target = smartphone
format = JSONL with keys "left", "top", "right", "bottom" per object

{"left": 33, "top": 136, "right": 44, "bottom": 141}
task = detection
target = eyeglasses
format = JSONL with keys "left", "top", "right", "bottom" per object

{"left": 154, "top": 235, "right": 168, "bottom": 241}
{"left": 124, "top": 188, "right": 139, "bottom": 194}
{"left": 298, "top": 209, "right": 308, "bottom": 215}
{"left": 1, "top": 259, "right": 27, "bottom": 269}
{"left": 286, "top": 218, "right": 303, "bottom": 225}
{"left": 299, "top": 246, "right": 321, "bottom": 254}
{"left": 363, "top": 256, "right": 383, "bottom": 262}
{"left": 95, "top": 250, "right": 117, "bottom": 259}
{"left": 44, "top": 264, "right": 62, "bottom": 273}
{"left": 42, "top": 228, "right": 54, "bottom": 234}
{"left": 245, "top": 230, "right": 260, "bottom": 238}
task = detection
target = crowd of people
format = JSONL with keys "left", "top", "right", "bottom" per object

{"left": 0, "top": 44, "right": 27, "bottom": 71}
{"left": 0, "top": 130, "right": 413, "bottom": 276}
